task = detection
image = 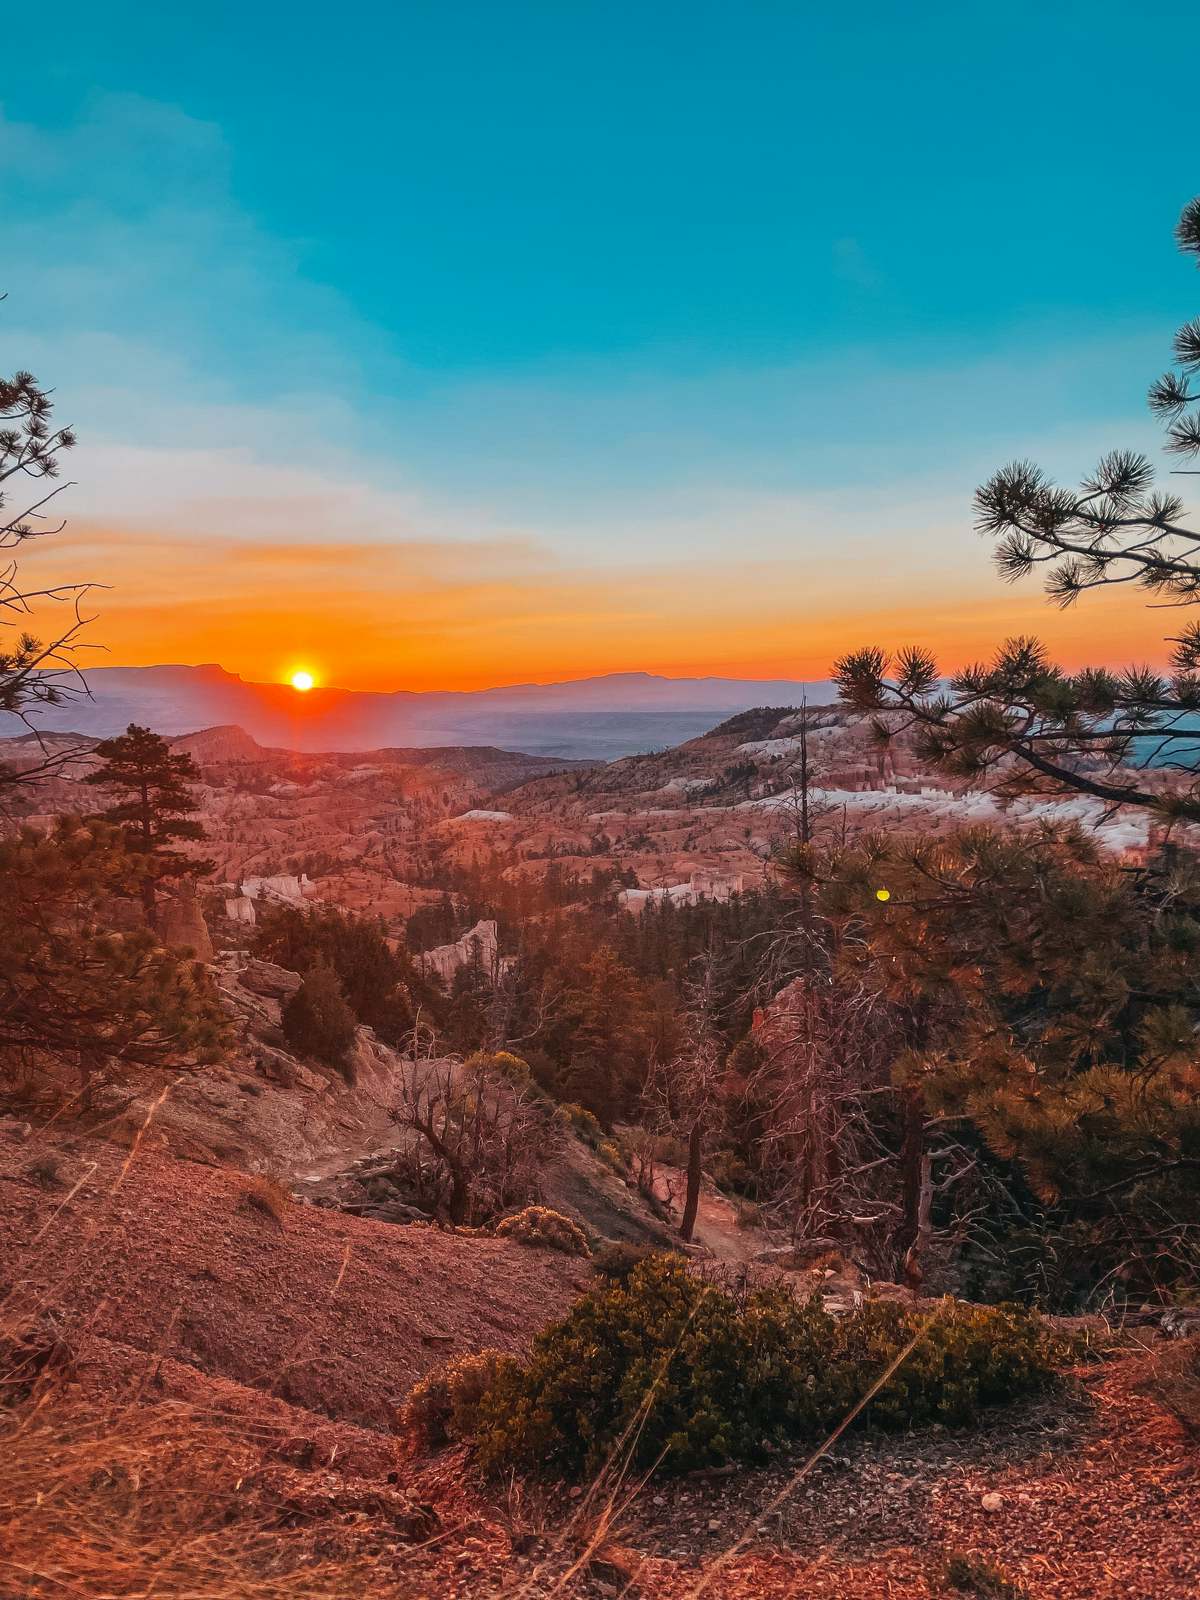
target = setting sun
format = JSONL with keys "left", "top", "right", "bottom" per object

{"left": 290, "top": 670, "right": 315, "bottom": 692}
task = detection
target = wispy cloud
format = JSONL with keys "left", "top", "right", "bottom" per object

{"left": 2, "top": 94, "right": 1188, "bottom": 691}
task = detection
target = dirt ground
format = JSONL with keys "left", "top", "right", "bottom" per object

{"left": 0, "top": 1119, "right": 587, "bottom": 1429}
{"left": 3, "top": 1118, "right": 1198, "bottom": 1599}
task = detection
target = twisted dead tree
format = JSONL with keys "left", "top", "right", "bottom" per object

{"left": 391, "top": 1053, "right": 561, "bottom": 1225}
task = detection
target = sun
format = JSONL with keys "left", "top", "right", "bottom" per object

{"left": 290, "top": 670, "right": 315, "bottom": 693}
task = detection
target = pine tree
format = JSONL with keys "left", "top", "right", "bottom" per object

{"left": 0, "top": 818, "right": 226, "bottom": 1108}
{"left": 788, "top": 824, "right": 1200, "bottom": 1297}
{"left": 560, "top": 946, "right": 656, "bottom": 1127}
{"left": 252, "top": 903, "right": 442, "bottom": 1045}
{"left": 84, "top": 724, "right": 212, "bottom": 923}
{"left": 1, "top": 320, "right": 91, "bottom": 779}
{"left": 281, "top": 963, "right": 357, "bottom": 1078}
{"left": 835, "top": 196, "right": 1200, "bottom": 822}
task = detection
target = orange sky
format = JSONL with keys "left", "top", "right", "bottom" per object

{"left": 26, "top": 517, "right": 1185, "bottom": 694}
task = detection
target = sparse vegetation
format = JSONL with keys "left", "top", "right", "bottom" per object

{"left": 1140, "top": 1335, "right": 1200, "bottom": 1441}
{"left": 495, "top": 1205, "right": 591, "bottom": 1257}
{"left": 22, "top": 1152, "right": 64, "bottom": 1189}
{"left": 393, "top": 1053, "right": 562, "bottom": 1225}
{"left": 941, "top": 1552, "right": 1028, "bottom": 1598}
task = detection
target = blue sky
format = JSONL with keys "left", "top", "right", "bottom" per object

{"left": 1, "top": 2, "right": 1197, "bottom": 688}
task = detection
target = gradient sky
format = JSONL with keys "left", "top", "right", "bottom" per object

{"left": 2, "top": 1, "right": 1197, "bottom": 690}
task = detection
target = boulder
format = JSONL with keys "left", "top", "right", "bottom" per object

{"left": 156, "top": 892, "right": 214, "bottom": 962}
{"left": 238, "top": 959, "right": 303, "bottom": 1000}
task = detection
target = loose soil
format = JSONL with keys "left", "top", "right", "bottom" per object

{"left": 3, "top": 1119, "right": 1197, "bottom": 1599}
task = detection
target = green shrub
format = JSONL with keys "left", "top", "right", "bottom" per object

{"left": 473, "top": 1255, "right": 1056, "bottom": 1479}
{"left": 834, "top": 1297, "right": 1052, "bottom": 1429}
{"left": 471, "top": 1050, "right": 533, "bottom": 1088}
{"left": 401, "top": 1349, "right": 520, "bottom": 1446}
{"left": 281, "top": 963, "right": 357, "bottom": 1078}
{"left": 596, "top": 1139, "right": 625, "bottom": 1174}
{"left": 593, "top": 1241, "right": 666, "bottom": 1284}
{"left": 494, "top": 1205, "right": 591, "bottom": 1257}
{"left": 561, "top": 1102, "right": 603, "bottom": 1142}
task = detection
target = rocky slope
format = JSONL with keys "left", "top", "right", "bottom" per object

{"left": 4, "top": 1116, "right": 1197, "bottom": 1599}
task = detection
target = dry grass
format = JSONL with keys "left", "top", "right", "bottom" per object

{"left": 0, "top": 1377, "right": 383, "bottom": 1598}
{"left": 0, "top": 1107, "right": 374, "bottom": 1599}
{"left": 1139, "top": 1334, "right": 1200, "bottom": 1440}
{"left": 236, "top": 1174, "right": 291, "bottom": 1229}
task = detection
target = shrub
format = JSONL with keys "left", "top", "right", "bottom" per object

{"left": 597, "top": 1139, "right": 626, "bottom": 1174}
{"left": 494, "top": 1205, "right": 591, "bottom": 1258}
{"left": 560, "top": 1102, "right": 603, "bottom": 1143}
{"left": 556, "top": 1102, "right": 625, "bottom": 1175}
{"left": 23, "top": 1153, "right": 65, "bottom": 1189}
{"left": 281, "top": 964, "right": 357, "bottom": 1078}
{"left": 481, "top": 1051, "right": 534, "bottom": 1087}
{"left": 592, "top": 1241, "right": 665, "bottom": 1284}
{"left": 401, "top": 1349, "right": 519, "bottom": 1447}
{"left": 834, "top": 1297, "right": 1052, "bottom": 1430}
{"left": 473, "top": 1255, "right": 1056, "bottom": 1479}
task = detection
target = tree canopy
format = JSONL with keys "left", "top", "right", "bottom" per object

{"left": 0, "top": 818, "right": 225, "bottom": 1110}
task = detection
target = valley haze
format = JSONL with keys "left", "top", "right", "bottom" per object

{"left": 31, "top": 662, "right": 837, "bottom": 758}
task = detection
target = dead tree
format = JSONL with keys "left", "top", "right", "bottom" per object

{"left": 392, "top": 1054, "right": 560, "bottom": 1225}
{"left": 641, "top": 955, "right": 725, "bottom": 1244}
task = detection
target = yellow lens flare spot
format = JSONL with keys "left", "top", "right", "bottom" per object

{"left": 875, "top": 887, "right": 891, "bottom": 902}
{"left": 290, "top": 670, "right": 315, "bottom": 692}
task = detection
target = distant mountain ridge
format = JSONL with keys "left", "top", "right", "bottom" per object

{"left": 20, "top": 664, "right": 836, "bottom": 759}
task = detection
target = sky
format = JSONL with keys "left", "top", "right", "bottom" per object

{"left": 1, "top": 0, "right": 1197, "bottom": 691}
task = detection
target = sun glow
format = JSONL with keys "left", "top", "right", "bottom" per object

{"left": 290, "top": 669, "right": 315, "bottom": 692}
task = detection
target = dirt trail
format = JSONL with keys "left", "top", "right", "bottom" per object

{"left": 650, "top": 1163, "right": 762, "bottom": 1262}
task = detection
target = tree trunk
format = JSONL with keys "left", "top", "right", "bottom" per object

{"left": 903, "top": 1152, "right": 934, "bottom": 1293}
{"left": 894, "top": 1084, "right": 925, "bottom": 1275}
{"left": 447, "top": 1165, "right": 469, "bottom": 1226}
{"left": 680, "top": 1118, "right": 703, "bottom": 1243}
{"left": 140, "top": 874, "right": 157, "bottom": 932}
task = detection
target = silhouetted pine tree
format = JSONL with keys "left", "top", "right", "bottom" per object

{"left": 84, "top": 724, "right": 212, "bottom": 924}
{"left": 836, "top": 197, "right": 1200, "bottom": 822}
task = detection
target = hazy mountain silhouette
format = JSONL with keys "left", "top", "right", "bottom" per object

{"left": 25, "top": 664, "right": 835, "bottom": 759}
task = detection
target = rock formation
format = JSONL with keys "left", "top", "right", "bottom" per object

{"left": 417, "top": 919, "right": 500, "bottom": 983}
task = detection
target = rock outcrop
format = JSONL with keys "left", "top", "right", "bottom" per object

{"left": 417, "top": 919, "right": 500, "bottom": 983}
{"left": 156, "top": 889, "right": 214, "bottom": 961}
